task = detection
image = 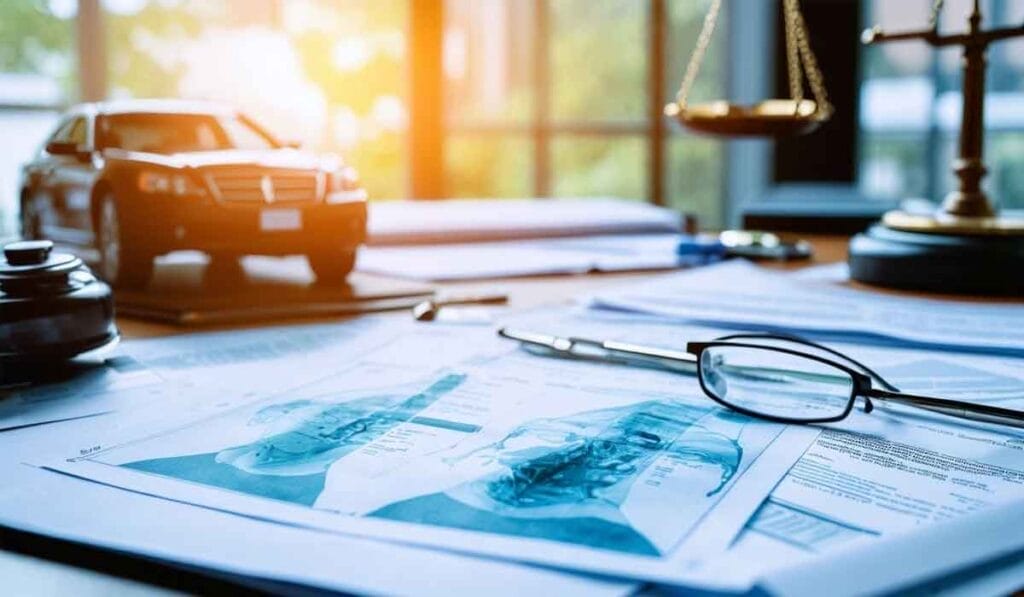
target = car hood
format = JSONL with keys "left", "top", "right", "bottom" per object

{"left": 103, "top": 148, "right": 337, "bottom": 171}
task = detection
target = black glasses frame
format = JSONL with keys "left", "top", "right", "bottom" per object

{"left": 497, "top": 327, "right": 1024, "bottom": 430}
{"left": 686, "top": 336, "right": 1024, "bottom": 429}
{"left": 687, "top": 340, "right": 874, "bottom": 425}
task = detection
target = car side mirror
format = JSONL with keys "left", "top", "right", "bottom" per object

{"left": 46, "top": 141, "right": 90, "bottom": 160}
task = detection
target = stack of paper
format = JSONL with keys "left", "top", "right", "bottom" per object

{"left": 367, "top": 198, "right": 685, "bottom": 245}
{"left": 357, "top": 234, "right": 688, "bottom": 281}
{"left": 2, "top": 260, "right": 1023, "bottom": 594}
{"left": 589, "top": 260, "right": 1024, "bottom": 356}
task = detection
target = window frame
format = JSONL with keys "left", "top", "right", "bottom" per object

{"left": 73, "top": 0, "right": 1024, "bottom": 231}
{"left": 425, "top": 0, "right": 700, "bottom": 212}
{"left": 725, "top": 0, "right": 900, "bottom": 231}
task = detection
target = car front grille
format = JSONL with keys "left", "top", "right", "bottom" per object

{"left": 205, "top": 170, "right": 322, "bottom": 204}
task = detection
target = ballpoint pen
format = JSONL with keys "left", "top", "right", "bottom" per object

{"left": 413, "top": 293, "right": 509, "bottom": 322}
{"left": 497, "top": 328, "right": 697, "bottom": 374}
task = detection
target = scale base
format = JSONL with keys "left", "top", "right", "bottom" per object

{"left": 848, "top": 223, "right": 1024, "bottom": 296}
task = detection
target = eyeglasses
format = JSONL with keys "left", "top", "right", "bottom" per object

{"left": 499, "top": 328, "right": 1024, "bottom": 430}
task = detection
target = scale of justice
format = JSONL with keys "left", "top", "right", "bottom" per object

{"left": 666, "top": 0, "right": 1024, "bottom": 295}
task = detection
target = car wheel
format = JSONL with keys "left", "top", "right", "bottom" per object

{"left": 20, "top": 195, "right": 42, "bottom": 240}
{"left": 96, "top": 192, "right": 154, "bottom": 289}
{"left": 307, "top": 249, "right": 357, "bottom": 285}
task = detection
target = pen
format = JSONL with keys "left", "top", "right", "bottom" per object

{"left": 413, "top": 293, "right": 509, "bottom": 321}
{"left": 498, "top": 328, "right": 697, "bottom": 374}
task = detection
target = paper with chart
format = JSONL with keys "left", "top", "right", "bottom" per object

{"left": 43, "top": 323, "right": 816, "bottom": 585}
{"left": 0, "top": 414, "right": 637, "bottom": 597}
{"left": 0, "top": 317, "right": 398, "bottom": 431}
{"left": 461, "top": 307, "right": 1024, "bottom": 585}
{"left": 715, "top": 342, "right": 1024, "bottom": 582}
{"left": 589, "top": 260, "right": 1024, "bottom": 355}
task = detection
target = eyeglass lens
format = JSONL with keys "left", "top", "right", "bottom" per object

{"left": 699, "top": 346, "right": 856, "bottom": 422}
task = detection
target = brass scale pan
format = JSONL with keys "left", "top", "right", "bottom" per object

{"left": 667, "top": 0, "right": 832, "bottom": 138}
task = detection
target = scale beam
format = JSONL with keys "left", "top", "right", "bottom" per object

{"left": 861, "top": 0, "right": 1024, "bottom": 220}
{"left": 863, "top": 24, "right": 1024, "bottom": 48}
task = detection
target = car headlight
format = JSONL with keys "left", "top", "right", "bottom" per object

{"left": 137, "top": 171, "right": 205, "bottom": 197}
{"left": 325, "top": 166, "right": 367, "bottom": 204}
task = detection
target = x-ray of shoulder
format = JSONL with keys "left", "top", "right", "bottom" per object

{"left": 42, "top": 338, "right": 817, "bottom": 586}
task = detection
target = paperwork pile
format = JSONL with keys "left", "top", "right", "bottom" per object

{"left": 2, "top": 260, "right": 1023, "bottom": 595}
{"left": 589, "top": 260, "right": 1024, "bottom": 356}
{"left": 357, "top": 234, "right": 687, "bottom": 281}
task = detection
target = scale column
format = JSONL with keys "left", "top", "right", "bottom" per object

{"left": 942, "top": 2, "right": 995, "bottom": 218}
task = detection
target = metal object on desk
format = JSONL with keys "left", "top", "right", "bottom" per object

{"left": 500, "top": 328, "right": 1024, "bottom": 429}
{"left": 498, "top": 328, "right": 697, "bottom": 374}
{"left": 0, "top": 240, "right": 119, "bottom": 364}
{"left": 413, "top": 293, "right": 508, "bottom": 322}
{"left": 677, "top": 231, "right": 812, "bottom": 262}
{"left": 849, "top": 0, "right": 1024, "bottom": 295}
{"left": 719, "top": 230, "right": 813, "bottom": 261}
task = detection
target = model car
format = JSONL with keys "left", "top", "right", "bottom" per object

{"left": 19, "top": 99, "right": 367, "bottom": 288}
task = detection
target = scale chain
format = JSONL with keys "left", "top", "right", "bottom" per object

{"left": 792, "top": 0, "right": 833, "bottom": 116}
{"left": 674, "top": 0, "right": 722, "bottom": 108}
{"left": 674, "top": 0, "right": 831, "bottom": 117}
{"left": 784, "top": 0, "right": 805, "bottom": 103}
{"left": 929, "top": 0, "right": 945, "bottom": 29}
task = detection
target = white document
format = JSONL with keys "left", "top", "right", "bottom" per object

{"left": 703, "top": 341, "right": 1024, "bottom": 585}
{"left": 367, "top": 198, "right": 684, "bottom": 245}
{"left": 0, "top": 317, "right": 399, "bottom": 431}
{"left": 0, "top": 356, "right": 166, "bottom": 431}
{"left": 0, "top": 415, "right": 635, "bottom": 597}
{"left": 357, "top": 234, "right": 689, "bottom": 281}
{"left": 757, "top": 494, "right": 1024, "bottom": 597}
{"left": 487, "top": 308, "right": 1024, "bottom": 590}
{"left": 589, "top": 260, "right": 1024, "bottom": 355}
{"left": 40, "top": 322, "right": 817, "bottom": 586}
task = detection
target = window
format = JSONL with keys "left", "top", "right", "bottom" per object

{"left": 96, "top": 113, "right": 277, "bottom": 153}
{"left": 65, "top": 117, "right": 88, "bottom": 147}
{"left": 442, "top": 0, "right": 728, "bottom": 226}
{"left": 102, "top": 0, "right": 408, "bottom": 198}
{"left": 0, "top": 0, "right": 74, "bottom": 235}
{"left": 737, "top": 0, "right": 1024, "bottom": 229}
{"left": 860, "top": 0, "right": 1024, "bottom": 211}
{"left": 25, "top": 1, "right": 1023, "bottom": 236}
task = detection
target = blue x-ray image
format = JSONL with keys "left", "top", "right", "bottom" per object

{"left": 122, "top": 371, "right": 745, "bottom": 556}
{"left": 123, "top": 374, "right": 468, "bottom": 505}
{"left": 371, "top": 401, "right": 744, "bottom": 555}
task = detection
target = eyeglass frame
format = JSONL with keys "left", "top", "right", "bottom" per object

{"left": 497, "top": 326, "right": 1024, "bottom": 430}
{"left": 686, "top": 340, "right": 878, "bottom": 425}
{"left": 685, "top": 337, "right": 1024, "bottom": 429}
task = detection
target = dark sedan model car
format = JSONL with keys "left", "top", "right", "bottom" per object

{"left": 19, "top": 100, "right": 367, "bottom": 287}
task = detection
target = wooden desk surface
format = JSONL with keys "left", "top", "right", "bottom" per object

{"left": 116, "top": 234, "right": 851, "bottom": 340}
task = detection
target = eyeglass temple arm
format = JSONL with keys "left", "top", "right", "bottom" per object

{"left": 864, "top": 389, "right": 1024, "bottom": 430}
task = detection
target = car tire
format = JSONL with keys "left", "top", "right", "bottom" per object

{"left": 95, "top": 192, "right": 154, "bottom": 289}
{"left": 307, "top": 249, "right": 357, "bottom": 285}
{"left": 20, "top": 194, "right": 42, "bottom": 240}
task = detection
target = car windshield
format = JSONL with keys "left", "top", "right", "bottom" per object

{"left": 96, "top": 113, "right": 278, "bottom": 153}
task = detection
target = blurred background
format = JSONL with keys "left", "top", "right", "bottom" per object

{"left": 1, "top": 0, "right": 1023, "bottom": 237}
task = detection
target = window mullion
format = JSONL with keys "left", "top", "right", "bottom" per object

{"left": 534, "top": 0, "right": 551, "bottom": 197}
{"left": 648, "top": 0, "right": 667, "bottom": 206}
